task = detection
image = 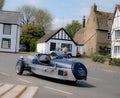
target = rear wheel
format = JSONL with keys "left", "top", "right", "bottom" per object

{"left": 16, "top": 62, "right": 25, "bottom": 75}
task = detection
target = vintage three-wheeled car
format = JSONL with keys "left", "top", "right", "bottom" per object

{"left": 16, "top": 54, "right": 87, "bottom": 82}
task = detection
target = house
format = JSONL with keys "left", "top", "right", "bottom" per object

{"left": 0, "top": 11, "right": 20, "bottom": 52}
{"left": 111, "top": 5, "right": 120, "bottom": 58}
{"left": 74, "top": 4, "right": 114, "bottom": 56}
{"left": 37, "top": 28, "right": 81, "bottom": 56}
{"left": 74, "top": 16, "right": 86, "bottom": 55}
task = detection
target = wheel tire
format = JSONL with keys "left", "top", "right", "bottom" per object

{"left": 67, "top": 54, "right": 72, "bottom": 58}
{"left": 16, "top": 62, "right": 25, "bottom": 75}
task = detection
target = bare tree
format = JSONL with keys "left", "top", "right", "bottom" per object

{"left": 18, "top": 5, "right": 52, "bottom": 32}
{"left": 35, "top": 9, "right": 52, "bottom": 31}
{"left": 18, "top": 5, "right": 37, "bottom": 24}
{"left": 0, "top": 0, "right": 5, "bottom": 10}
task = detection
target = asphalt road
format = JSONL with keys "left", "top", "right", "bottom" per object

{"left": 0, "top": 52, "right": 120, "bottom": 98}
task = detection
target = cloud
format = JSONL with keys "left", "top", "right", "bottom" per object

{"left": 52, "top": 18, "right": 63, "bottom": 25}
{"left": 52, "top": 17, "right": 81, "bottom": 29}
{"left": 51, "top": 18, "right": 67, "bottom": 29}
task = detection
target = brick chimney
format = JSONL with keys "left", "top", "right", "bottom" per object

{"left": 82, "top": 16, "right": 86, "bottom": 28}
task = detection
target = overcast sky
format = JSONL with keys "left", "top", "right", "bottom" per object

{"left": 3, "top": 0, "right": 120, "bottom": 29}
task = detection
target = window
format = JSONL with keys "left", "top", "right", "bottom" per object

{"left": 61, "top": 43, "right": 72, "bottom": 52}
{"left": 3, "top": 24, "right": 11, "bottom": 35}
{"left": 50, "top": 42, "right": 56, "bottom": 51}
{"left": 115, "top": 30, "right": 120, "bottom": 39}
{"left": 106, "top": 48, "right": 111, "bottom": 54}
{"left": 1, "top": 38, "right": 11, "bottom": 49}
{"left": 114, "top": 46, "right": 120, "bottom": 54}
{"left": 107, "top": 33, "right": 111, "bottom": 40}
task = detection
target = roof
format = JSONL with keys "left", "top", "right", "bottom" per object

{"left": 37, "top": 28, "right": 77, "bottom": 45}
{"left": 95, "top": 10, "right": 114, "bottom": 31}
{"left": 74, "top": 4, "right": 114, "bottom": 45}
{"left": 37, "top": 28, "right": 61, "bottom": 43}
{"left": 0, "top": 10, "right": 20, "bottom": 25}
{"left": 113, "top": 4, "right": 120, "bottom": 20}
{"left": 74, "top": 28, "right": 85, "bottom": 45}
{"left": 116, "top": 4, "right": 120, "bottom": 12}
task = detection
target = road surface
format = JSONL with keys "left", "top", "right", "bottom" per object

{"left": 0, "top": 52, "right": 120, "bottom": 98}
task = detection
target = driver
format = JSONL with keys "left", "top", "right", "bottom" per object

{"left": 59, "top": 47, "right": 68, "bottom": 58}
{"left": 50, "top": 47, "right": 68, "bottom": 59}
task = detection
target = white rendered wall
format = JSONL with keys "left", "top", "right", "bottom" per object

{"left": 111, "top": 9, "right": 120, "bottom": 58}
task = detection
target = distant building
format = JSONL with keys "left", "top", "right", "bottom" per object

{"left": 0, "top": 10, "right": 20, "bottom": 52}
{"left": 37, "top": 28, "right": 81, "bottom": 56}
{"left": 111, "top": 5, "right": 120, "bottom": 58}
{"left": 74, "top": 4, "right": 113, "bottom": 56}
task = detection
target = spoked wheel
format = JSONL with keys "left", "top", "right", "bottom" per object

{"left": 16, "top": 62, "right": 24, "bottom": 75}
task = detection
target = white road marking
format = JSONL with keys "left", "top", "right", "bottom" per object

{"left": 0, "top": 83, "right": 38, "bottom": 98}
{"left": 0, "top": 72, "right": 10, "bottom": 76}
{"left": 18, "top": 78, "right": 32, "bottom": 84}
{"left": 44, "top": 86, "right": 73, "bottom": 95}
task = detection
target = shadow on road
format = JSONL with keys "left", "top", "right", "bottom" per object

{"left": 22, "top": 73, "right": 95, "bottom": 88}
{"left": 75, "top": 81, "right": 95, "bottom": 88}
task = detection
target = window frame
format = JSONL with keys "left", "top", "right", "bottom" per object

{"left": 61, "top": 43, "right": 72, "bottom": 52}
{"left": 106, "top": 47, "right": 111, "bottom": 54}
{"left": 115, "top": 30, "right": 120, "bottom": 40}
{"left": 50, "top": 42, "right": 56, "bottom": 51}
{"left": 114, "top": 46, "right": 120, "bottom": 55}
{"left": 1, "top": 38, "right": 11, "bottom": 49}
{"left": 107, "top": 32, "right": 111, "bottom": 40}
{"left": 3, "top": 24, "right": 11, "bottom": 35}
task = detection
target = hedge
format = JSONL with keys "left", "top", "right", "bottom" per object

{"left": 92, "top": 55, "right": 120, "bottom": 66}
{"left": 109, "top": 58, "right": 120, "bottom": 66}
{"left": 92, "top": 55, "right": 106, "bottom": 63}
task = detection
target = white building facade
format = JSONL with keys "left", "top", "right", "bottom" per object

{"left": 111, "top": 5, "right": 120, "bottom": 58}
{"left": 0, "top": 11, "right": 20, "bottom": 52}
{"left": 37, "top": 28, "right": 80, "bottom": 56}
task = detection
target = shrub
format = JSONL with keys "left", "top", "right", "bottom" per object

{"left": 92, "top": 55, "right": 106, "bottom": 63}
{"left": 109, "top": 58, "right": 120, "bottom": 66}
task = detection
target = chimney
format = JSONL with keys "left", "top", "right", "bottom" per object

{"left": 82, "top": 16, "right": 86, "bottom": 28}
{"left": 91, "top": 3, "right": 97, "bottom": 12}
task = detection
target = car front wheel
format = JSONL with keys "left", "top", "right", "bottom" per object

{"left": 16, "top": 62, "right": 25, "bottom": 75}
{"left": 67, "top": 54, "right": 72, "bottom": 58}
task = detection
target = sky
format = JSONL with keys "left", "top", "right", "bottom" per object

{"left": 3, "top": 0, "right": 120, "bottom": 29}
